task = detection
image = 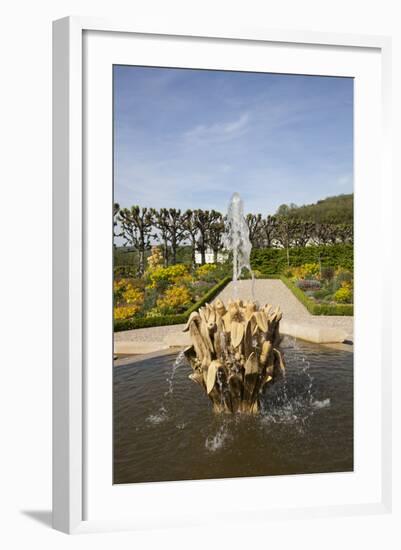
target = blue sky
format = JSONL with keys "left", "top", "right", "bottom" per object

{"left": 114, "top": 66, "right": 353, "bottom": 216}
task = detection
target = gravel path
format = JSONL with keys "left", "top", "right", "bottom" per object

{"left": 218, "top": 280, "right": 353, "bottom": 340}
{"left": 114, "top": 322, "right": 186, "bottom": 343}
{"left": 115, "top": 279, "right": 353, "bottom": 343}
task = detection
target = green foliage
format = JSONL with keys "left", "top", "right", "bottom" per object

{"left": 141, "top": 286, "right": 159, "bottom": 313}
{"left": 185, "top": 276, "right": 231, "bottom": 315}
{"left": 195, "top": 263, "right": 217, "bottom": 278}
{"left": 114, "top": 276, "right": 231, "bottom": 331}
{"left": 312, "top": 288, "right": 334, "bottom": 300}
{"left": 174, "top": 245, "right": 193, "bottom": 265}
{"left": 250, "top": 249, "right": 288, "bottom": 274}
{"left": 195, "top": 262, "right": 231, "bottom": 283}
{"left": 335, "top": 268, "right": 353, "bottom": 284}
{"left": 251, "top": 244, "right": 353, "bottom": 275}
{"left": 275, "top": 194, "right": 353, "bottom": 224}
{"left": 114, "top": 265, "right": 138, "bottom": 278}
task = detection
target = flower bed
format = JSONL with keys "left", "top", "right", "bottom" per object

{"left": 114, "top": 248, "right": 232, "bottom": 331}
{"left": 280, "top": 276, "right": 353, "bottom": 316}
{"left": 281, "top": 263, "right": 353, "bottom": 315}
{"left": 114, "top": 275, "right": 231, "bottom": 331}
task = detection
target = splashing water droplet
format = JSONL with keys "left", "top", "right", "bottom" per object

{"left": 311, "top": 398, "right": 331, "bottom": 409}
{"left": 147, "top": 351, "right": 187, "bottom": 423}
{"left": 164, "top": 350, "right": 186, "bottom": 398}
{"left": 205, "top": 423, "right": 230, "bottom": 452}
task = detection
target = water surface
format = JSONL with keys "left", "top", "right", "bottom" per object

{"left": 113, "top": 337, "right": 353, "bottom": 484}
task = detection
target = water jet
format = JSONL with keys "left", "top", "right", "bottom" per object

{"left": 184, "top": 193, "right": 286, "bottom": 414}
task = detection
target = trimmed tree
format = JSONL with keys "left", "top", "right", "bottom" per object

{"left": 153, "top": 208, "right": 170, "bottom": 266}
{"left": 118, "top": 206, "right": 155, "bottom": 276}
{"left": 293, "top": 221, "right": 315, "bottom": 247}
{"left": 260, "top": 215, "right": 277, "bottom": 248}
{"left": 166, "top": 208, "right": 188, "bottom": 264}
{"left": 194, "top": 209, "right": 222, "bottom": 265}
{"left": 274, "top": 217, "right": 299, "bottom": 266}
{"left": 246, "top": 213, "right": 263, "bottom": 248}
{"left": 182, "top": 209, "right": 198, "bottom": 267}
{"left": 208, "top": 212, "right": 226, "bottom": 263}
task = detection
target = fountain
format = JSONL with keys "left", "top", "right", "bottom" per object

{"left": 183, "top": 193, "right": 286, "bottom": 414}
{"left": 224, "top": 192, "right": 254, "bottom": 297}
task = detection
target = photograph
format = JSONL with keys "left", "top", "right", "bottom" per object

{"left": 112, "top": 65, "right": 354, "bottom": 485}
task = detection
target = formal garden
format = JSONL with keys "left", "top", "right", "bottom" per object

{"left": 114, "top": 244, "right": 353, "bottom": 331}
{"left": 113, "top": 196, "right": 354, "bottom": 331}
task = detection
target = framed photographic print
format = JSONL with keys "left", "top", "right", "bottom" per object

{"left": 52, "top": 17, "right": 392, "bottom": 533}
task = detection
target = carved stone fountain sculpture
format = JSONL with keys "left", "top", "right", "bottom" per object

{"left": 183, "top": 299, "right": 286, "bottom": 413}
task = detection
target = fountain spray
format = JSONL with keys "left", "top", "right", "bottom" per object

{"left": 224, "top": 192, "right": 255, "bottom": 298}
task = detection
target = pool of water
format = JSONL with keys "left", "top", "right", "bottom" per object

{"left": 113, "top": 337, "right": 353, "bottom": 484}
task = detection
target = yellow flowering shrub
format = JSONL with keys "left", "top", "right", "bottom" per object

{"left": 113, "top": 278, "right": 144, "bottom": 316}
{"left": 156, "top": 285, "right": 191, "bottom": 314}
{"left": 195, "top": 263, "right": 217, "bottom": 278}
{"left": 292, "top": 263, "right": 320, "bottom": 280}
{"left": 341, "top": 280, "right": 353, "bottom": 290}
{"left": 114, "top": 305, "right": 140, "bottom": 320}
{"left": 123, "top": 286, "right": 144, "bottom": 306}
{"left": 114, "top": 279, "right": 125, "bottom": 290}
{"left": 147, "top": 264, "right": 190, "bottom": 288}
{"left": 334, "top": 286, "right": 353, "bottom": 304}
{"left": 113, "top": 278, "right": 129, "bottom": 303}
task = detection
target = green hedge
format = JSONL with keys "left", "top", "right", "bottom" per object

{"left": 114, "top": 276, "right": 231, "bottom": 332}
{"left": 114, "top": 313, "right": 187, "bottom": 332}
{"left": 251, "top": 244, "right": 353, "bottom": 276}
{"left": 280, "top": 276, "right": 353, "bottom": 316}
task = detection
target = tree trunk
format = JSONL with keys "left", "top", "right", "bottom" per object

{"left": 139, "top": 249, "right": 145, "bottom": 276}
{"left": 191, "top": 242, "right": 196, "bottom": 268}
{"left": 171, "top": 239, "right": 177, "bottom": 264}
{"left": 163, "top": 243, "right": 169, "bottom": 267}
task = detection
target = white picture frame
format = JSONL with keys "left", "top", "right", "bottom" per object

{"left": 52, "top": 16, "right": 392, "bottom": 534}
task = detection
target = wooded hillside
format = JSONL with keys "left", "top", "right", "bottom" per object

{"left": 275, "top": 194, "right": 353, "bottom": 224}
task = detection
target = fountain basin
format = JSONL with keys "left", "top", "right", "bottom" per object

{"left": 279, "top": 321, "right": 348, "bottom": 344}
{"left": 113, "top": 337, "right": 353, "bottom": 484}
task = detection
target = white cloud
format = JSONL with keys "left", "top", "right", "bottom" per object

{"left": 184, "top": 113, "right": 249, "bottom": 143}
{"left": 337, "top": 173, "right": 353, "bottom": 186}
